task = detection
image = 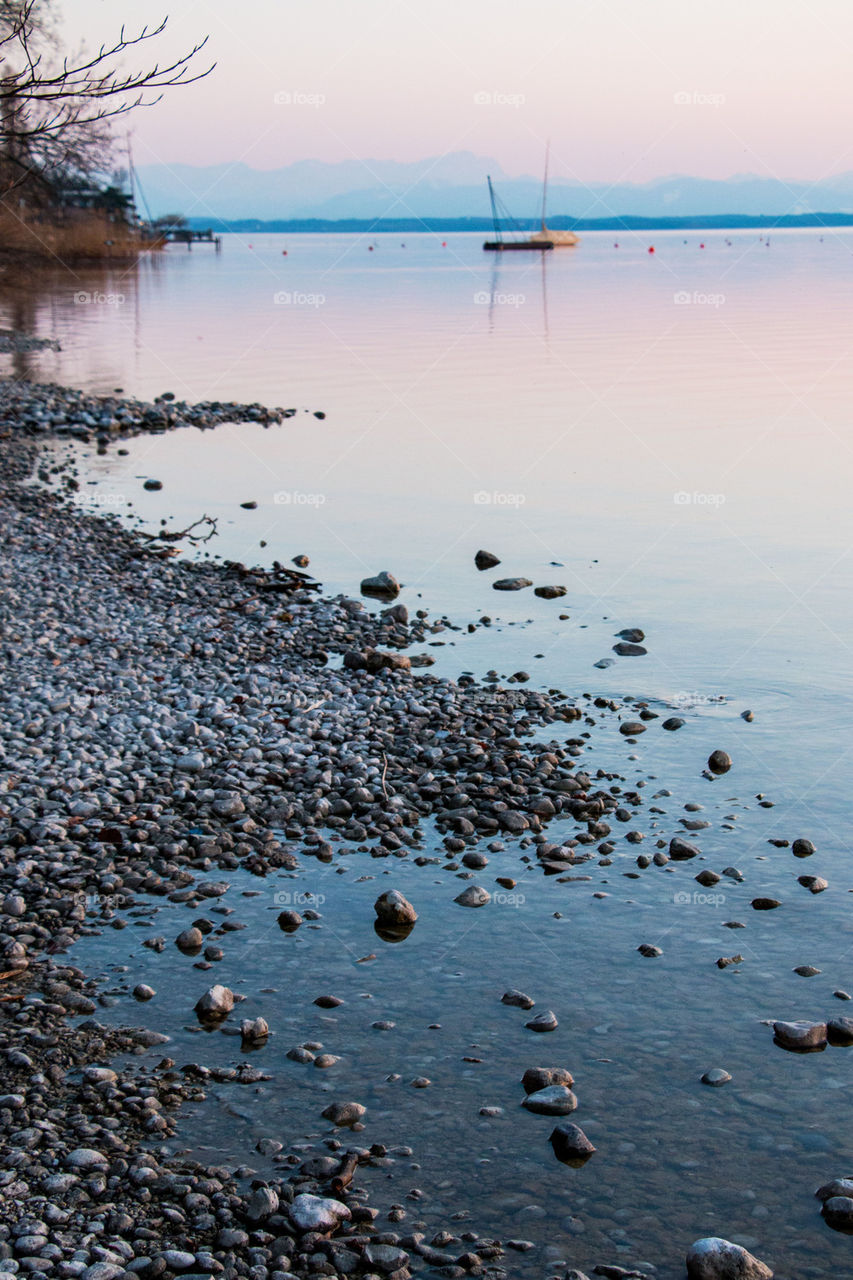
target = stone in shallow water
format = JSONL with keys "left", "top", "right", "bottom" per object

{"left": 701, "top": 1068, "right": 732, "bottom": 1087}
{"left": 798, "top": 875, "right": 827, "bottom": 893}
{"left": 194, "top": 984, "right": 234, "bottom": 1019}
{"left": 535, "top": 585, "right": 567, "bottom": 599}
{"left": 360, "top": 570, "right": 400, "bottom": 599}
{"left": 522, "top": 1085, "right": 578, "bottom": 1115}
{"left": 522, "top": 1066, "right": 574, "bottom": 1093}
{"left": 638, "top": 943, "right": 662, "bottom": 958}
{"left": 773, "top": 1020, "right": 827, "bottom": 1051}
{"left": 619, "top": 721, "right": 646, "bottom": 736}
{"left": 475, "top": 549, "right": 501, "bottom": 570}
{"left": 792, "top": 837, "right": 816, "bottom": 857}
{"left": 321, "top": 1100, "right": 365, "bottom": 1126}
{"left": 493, "top": 577, "right": 533, "bottom": 591}
{"left": 828, "top": 1017, "right": 853, "bottom": 1045}
{"left": 707, "top": 749, "right": 732, "bottom": 775}
{"left": 549, "top": 1122, "right": 596, "bottom": 1164}
{"left": 526, "top": 1010, "right": 558, "bottom": 1033}
{"left": 663, "top": 716, "right": 685, "bottom": 730}
{"left": 686, "top": 1237, "right": 773, "bottom": 1279}
{"left": 613, "top": 641, "right": 647, "bottom": 656}
{"left": 501, "top": 989, "right": 535, "bottom": 1009}
{"left": 373, "top": 890, "right": 417, "bottom": 924}
{"left": 821, "top": 1196, "right": 853, "bottom": 1232}
{"left": 454, "top": 885, "right": 490, "bottom": 907}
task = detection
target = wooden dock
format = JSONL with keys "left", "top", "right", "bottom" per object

{"left": 165, "top": 228, "right": 222, "bottom": 250}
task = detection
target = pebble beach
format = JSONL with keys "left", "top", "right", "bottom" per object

{"left": 0, "top": 377, "right": 844, "bottom": 1280}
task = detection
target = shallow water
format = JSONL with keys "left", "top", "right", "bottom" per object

{"left": 7, "top": 229, "right": 853, "bottom": 1274}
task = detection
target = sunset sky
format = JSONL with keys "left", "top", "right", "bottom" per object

{"left": 68, "top": 0, "right": 852, "bottom": 183}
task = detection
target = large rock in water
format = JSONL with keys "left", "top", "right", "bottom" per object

{"left": 549, "top": 1122, "right": 596, "bottom": 1164}
{"left": 492, "top": 577, "right": 532, "bottom": 591}
{"left": 686, "top": 1237, "right": 773, "bottom": 1279}
{"left": 772, "top": 1020, "right": 827, "bottom": 1051}
{"left": 374, "top": 890, "right": 417, "bottom": 924}
{"left": 475, "top": 549, "right": 501, "bottom": 570}
{"left": 360, "top": 570, "right": 400, "bottom": 599}
{"left": 194, "top": 985, "right": 235, "bottom": 1019}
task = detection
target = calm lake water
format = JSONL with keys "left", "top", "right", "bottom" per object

{"left": 5, "top": 230, "right": 853, "bottom": 1276}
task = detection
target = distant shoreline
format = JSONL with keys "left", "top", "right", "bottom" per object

{"left": 185, "top": 212, "right": 853, "bottom": 234}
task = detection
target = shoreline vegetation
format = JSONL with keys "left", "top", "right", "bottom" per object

{"left": 0, "top": 207, "right": 163, "bottom": 264}
{"left": 0, "top": 375, "right": 780, "bottom": 1280}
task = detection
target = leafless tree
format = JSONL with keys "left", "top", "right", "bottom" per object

{"left": 0, "top": 2, "right": 213, "bottom": 196}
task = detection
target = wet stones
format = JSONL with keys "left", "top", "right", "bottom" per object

{"left": 289, "top": 1192, "right": 352, "bottom": 1232}
{"left": 821, "top": 1196, "right": 853, "bottom": 1232}
{"left": 314, "top": 994, "right": 344, "bottom": 1008}
{"left": 194, "top": 984, "right": 235, "bottom": 1020}
{"left": 240, "top": 1017, "right": 269, "bottom": 1046}
{"left": 638, "top": 944, "right": 662, "bottom": 958}
{"left": 245, "top": 1184, "right": 279, "bottom": 1222}
{"left": 475, "top": 549, "right": 501, "bottom": 570}
{"left": 454, "top": 885, "right": 490, "bottom": 907}
{"left": 701, "top": 1068, "right": 732, "bottom": 1087}
{"left": 535, "top": 585, "right": 567, "bottom": 599}
{"left": 793, "top": 838, "right": 817, "bottom": 858}
{"left": 374, "top": 890, "right": 417, "bottom": 925}
{"left": 493, "top": 577, "right": 533, "bottom": 591}
{"left": 65, "top": 1147, "right": 108, "bottom": 1170}
{"left": 798, "top": 875, "right": 828, "bottom": 893}
{"left": 662, "top": 716, "right": 685, "bottom": 730}
{"left": 620, "top": 721, "right": 646, "bottom": 736}
{"left": 522, "top": 1085, "right": 578, "bottom": 1115}
{"left": 321, "top": 1100, "right": 366, "bottom": 1127}
{"left": 708, "top": 750, "right": 732, "bottom": 775}
{"left": 143, "top": 478, "right": 162, "bottom": 491}
{"left": 502, "top": 990, "right": 535, "bottom": 1009}
{"left": 133, "top": 983, "right": 155, "bottom": 1000}
{"left": 549, "top": 1122, "right": 596, "bottom": 1165}
{"left": 686, "top": 1237, "right": 773, "bottom": 1279}
{"left": 828, "top": 1017, "right": 853, "bottom": 1045}
{"left": 176, "top": 926, "right": 204, "bottom": 952}
{"left": 360, "top": 570, "right": 400, "bottom": 599}
{"left": 522, "top": 1066, "right": 574, "bottom": 1093}
{"left": 773, "top": 1020, "right": 827, "bottom": 1051}
{"left": 613, "top": 642, "right": 647, "bottom": 656}
{"left": 525, "top": 1010, "right": 558, "bottom": 1033}
{"left": 751, "top": 897, "right": 781, "bottom": 910}
{"left": 278, "top": 909, "right": 303, "bottom": 930}
{"left": 670, "top": 836, "right": 700, "bottom": 860}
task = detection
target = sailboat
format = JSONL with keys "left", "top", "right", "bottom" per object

{"left": 530, "top": 144, "right": 579, "bottom": 248}
{"left": 483, "top": 175, "right": 552, "bottom": 251}
{"left": 482, "top": 146, "right": 579, "bottom": 252}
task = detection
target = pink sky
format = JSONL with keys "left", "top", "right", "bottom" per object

{"left": 69, "top": 0, "right": 853, "bottom": 183}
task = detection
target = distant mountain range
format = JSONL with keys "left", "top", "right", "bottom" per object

{"left": 135, "top": 151, "right": 853, "bottom": 222}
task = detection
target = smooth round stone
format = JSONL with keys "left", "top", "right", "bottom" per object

{"left": 502, "top": 989, "right": 535, "bottom": 1009}
{"left": 701, "top": 1068, "right": 732, "bottom": 1087}
{"left": 707, "top": 750, "right": 732, "bottom": 775}
{"left": 620, "top": 721, "right": 646, "bottom": 736}
{"left": 792, "top": 838, "right": 816, "bottom": 858}
{"left": 662, "top": 717, "right": 685, "bottom": 730}
{"left": 522, "top": 1066, "right": 574, "bottom": 1093}
{"left": 526, "top": 1010, "right": 558, "bottom": 1033}
{"left": 133, "top": 984, "right": 155, "bottom": 1001}
{"left": 522, "top": 1085, "right": 578, "bottom": 1116}
{"left": 638, "top": 944, "right": 662, "bottom": 957}
{"left": 797, "top": 875, "right": 827, "bottom": 893}
{"left": 454, "top": 885, "right": 490, "bottom": 907}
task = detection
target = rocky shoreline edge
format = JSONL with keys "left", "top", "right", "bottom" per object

{"left": 0, "top": 377, "right": 777, "bottom": 1280}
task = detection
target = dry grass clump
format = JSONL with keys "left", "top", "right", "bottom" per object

{"left": 0, "top": 207, "right": 162, "bottom": 262}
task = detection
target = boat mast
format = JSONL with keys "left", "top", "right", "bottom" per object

{"left": 487, "top": 175, "right": 502, "bottom": 244}
{"left": 541, "top": 140, "right": 550, "bottom": 232}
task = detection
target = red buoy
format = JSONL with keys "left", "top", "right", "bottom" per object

{"left": 442, "top": 241, "right": 447, "bottom": 247}
{"left": 648, "top": 246, "right": 655, "bottom": 253}
{"left": 700, "top": 243, "right": 705, "bottom": 249}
